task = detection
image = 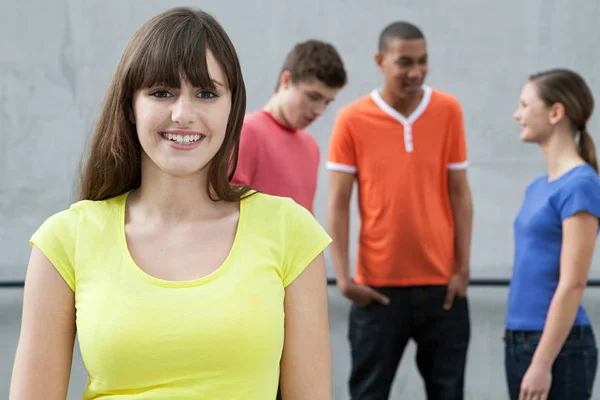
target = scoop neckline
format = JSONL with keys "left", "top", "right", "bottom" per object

{"left": 118, "top": 190, "right": 247, "bottom": 288}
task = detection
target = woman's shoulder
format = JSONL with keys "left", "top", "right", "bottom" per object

{"left": 549, "top": 165, "right": 600, "bottom": 219}
{"left": 241, "top": 191, "right": 328, "bottom": 243}
{"left": 242, "top": 191, "right": 311, "bottom": 218}
{"left": 40, "top": 192, "right": 128, "bottom": 228}
{"left": 553, "top": 164, "right": 600, "bottom": 195}
{"left": 240, "top": 191, "right": 331, "bottom": 287}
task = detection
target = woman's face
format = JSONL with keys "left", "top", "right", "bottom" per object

{"left": 132, "top": 49, "right": 232, "bottom": 179}
{"left": 513, "top": 81, "right": 554, "bottom": 144}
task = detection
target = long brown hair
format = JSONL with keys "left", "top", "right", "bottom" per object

{"left": 530, "top": 69, "right": 598, "bottom": 173}
{"left": 79, "top": 7, "right": 251, "bottom": 201}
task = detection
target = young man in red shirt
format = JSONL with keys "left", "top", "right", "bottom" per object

{"left": 231, "top": 40, "right": 347, "bottom": 214}
{"left": 327, "top": 22, "right": 473, "bottom": 399}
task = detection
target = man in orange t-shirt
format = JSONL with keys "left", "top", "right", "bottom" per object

{"left": 327, "top": 22, "right": 473, "bottom": 399}
{"left": 231, "top": 40, "right": 347, "bottom": 214}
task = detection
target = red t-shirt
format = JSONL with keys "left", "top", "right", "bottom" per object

{"left": 231, "top": 111, "right": 320, "bottom": 214}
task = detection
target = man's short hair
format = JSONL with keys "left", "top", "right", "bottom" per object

{"left": 378, "top": 21, "right": 425, "bottom": 52}
{"left": 276, "top": 39, "right": 347, "bottom": 90}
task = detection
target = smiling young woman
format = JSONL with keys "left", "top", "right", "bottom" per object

{"left": 10, "top": 7, "right": 333, "bottom": 400}
{"left": 506, "top": 69, "right": 599, "bottom": 400}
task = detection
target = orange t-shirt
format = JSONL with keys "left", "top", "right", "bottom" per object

{"left": 232, "top": 111, "right": 319, "bottom": 214}
{"left": 327, "top": 86, "right": 468, "bottom": 287}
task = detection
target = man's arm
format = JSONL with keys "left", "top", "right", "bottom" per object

{"left": 443, "top": 168, "right": 473, "bottom": 308}
{"left": 327, "top": 171, "right": 389, "bottom": 305}
{"left": 448, "top": 169, "right": 473, "bottom": 277}
{"left": 327, "top": 171, "right": 354, "bottom": 292}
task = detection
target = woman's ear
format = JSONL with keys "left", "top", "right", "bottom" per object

{"left": 548, "top": 102, "right": 565, "bottom": 126}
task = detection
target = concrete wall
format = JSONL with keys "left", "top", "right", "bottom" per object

{"left": 2, "top": 0, "right": 600, "bottom": 283}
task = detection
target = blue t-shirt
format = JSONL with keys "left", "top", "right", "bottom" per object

{"left": 506, "top": 164, "right": 600, "bottom": 331}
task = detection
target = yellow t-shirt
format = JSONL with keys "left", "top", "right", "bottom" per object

{"left": 30, "top": 191, "right": 332, "bottom": 399}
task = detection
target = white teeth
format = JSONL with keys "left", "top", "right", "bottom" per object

{"left": 163, "top": 133, "right": 203, "bottom": 145}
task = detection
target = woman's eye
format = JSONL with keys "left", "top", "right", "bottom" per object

{"left": 198, "top": 91, "right": 218, "bottom": 99}
{"left": 150, "top": 90, "right": 173, "bottom": 98}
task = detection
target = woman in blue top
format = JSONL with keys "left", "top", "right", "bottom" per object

{"left": 506, "top": 68, "right": 600, "bottom": 400}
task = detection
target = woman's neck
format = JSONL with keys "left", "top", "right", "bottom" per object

{"left": 540, "top": 129, "right": 584, "bottom": 181}
{"left": 130, "top": 155, "right": 223, "bottom": 223}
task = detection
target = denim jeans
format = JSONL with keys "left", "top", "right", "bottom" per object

{"left": 504, "top": 325, "right": 598, "bottom": 400}
{"left": 348, "top": 285, "right": 470, "bottom": 400}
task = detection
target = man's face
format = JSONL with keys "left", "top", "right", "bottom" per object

{"left": 376, "top": 38, "right": 428, "bottom": 101}
{"left": 278, "top": 74, "right": 341, "bottom": 130}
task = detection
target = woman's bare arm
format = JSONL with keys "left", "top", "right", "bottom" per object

{"left": 10, "top": 246, "right": 76, "bottom": 399}
{"left": 280, "top": 252, "right": 332, "bottom": 399}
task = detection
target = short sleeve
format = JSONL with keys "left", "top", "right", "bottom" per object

{"left": 29, "top": 207, "right": 80, "bottom": 291}
{"left": 447, "top": 100, "right": 469, "bottom": 170}
{"left": 326, "top": 110, "right": 357, "bottom": 174}
{"left": 555, "top": 177, "right": 600, "bottom": 221}
{"left": 281, "top": 199, "right": 332, "bottom": 287}
{"left": 231, "top": 124, "right": 258, "bottom": 186}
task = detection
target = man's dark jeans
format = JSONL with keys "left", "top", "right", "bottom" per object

{"left": 504, "top": 325, "right": 598, "bottom": 400}
{"left": 348, "top": 285, "right": 470, "bottom": 399}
